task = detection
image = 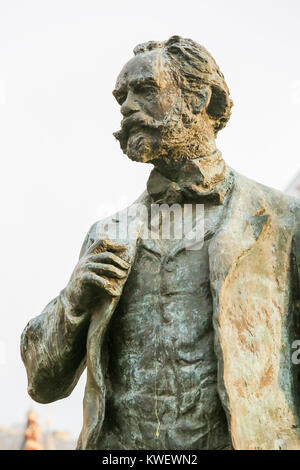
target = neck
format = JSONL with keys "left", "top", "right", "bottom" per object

{"left": 147, "top": 149, "right": 232, "bottom": 206}
{"left": 152, "top": 146, "right": 222, "bottom": 183}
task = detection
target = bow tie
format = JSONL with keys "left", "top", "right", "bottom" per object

{"left": 146, "top": 152, "right": 232, "bottom": 205}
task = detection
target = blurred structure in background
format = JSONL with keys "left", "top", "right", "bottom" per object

{"left": 286, "top": 172, "right": 300, "bottom": 198}
{"left": 0, "top": 410, "right": 76, "bottom": 450}
{"left": 24, "top": 410, "right": 44, "bottom": 450}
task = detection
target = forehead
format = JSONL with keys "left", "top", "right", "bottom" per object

{"left": 115, "top": 49, "right": 171, "bottom": 90}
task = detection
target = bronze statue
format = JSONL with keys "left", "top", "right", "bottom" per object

{"left": 21, "top": 36, "right": 300, "bottom": 450}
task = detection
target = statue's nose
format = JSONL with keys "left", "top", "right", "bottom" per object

{"left": 121, "top": 91, "right": 139, "bottom": 117}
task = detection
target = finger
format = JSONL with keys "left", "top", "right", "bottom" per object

{"left": 87, "top": 262, "right": 127, "bottom": 279}
{"left": 104, "top": 239, "right": 128, "bottom": 252}
{"left": 86, "top": 238, "right": 105, "bottom": 254}
{"left": 87, "top": 252, "right": 130, "bottom": 270}
{"left": 81, "top": 272, "right": 110, "bottom": 290}
{"left": 81, "top": 273, "right": 121, "bottom": 298}
{"left": 87, "top": 238, "right": 127, "bottom": 255}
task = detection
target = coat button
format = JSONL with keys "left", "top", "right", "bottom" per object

{"left": 164, "top": 259, "right": 175, "bottom": 271}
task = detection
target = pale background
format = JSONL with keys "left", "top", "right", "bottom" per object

{"left": 0, "top": 0, "right": 299, "bottom": 439}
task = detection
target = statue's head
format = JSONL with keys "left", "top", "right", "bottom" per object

{"left": 113, "top": 36, "right": 232, "bottom": 167}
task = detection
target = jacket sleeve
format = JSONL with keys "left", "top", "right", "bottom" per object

{"left": 20, "top": 227, "right": 94, "bottom": 404}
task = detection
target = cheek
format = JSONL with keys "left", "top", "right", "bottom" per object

{"left": 142, "top": 90, "right": 179, "bottom": 120}
{"left": 159, "top": 91, "right": 179, "bottom": 115}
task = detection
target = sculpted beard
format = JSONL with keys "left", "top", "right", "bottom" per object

{"left": 113, "top": 112, "right": 163, "bottom": 163}
{"left": 113, "top": 100, "right": 211, "bottom": 164}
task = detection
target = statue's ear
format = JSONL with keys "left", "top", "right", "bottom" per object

{"left": 189, "top": 86, "right": 212, "bottom": 114}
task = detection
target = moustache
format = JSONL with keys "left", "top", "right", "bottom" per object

{"left": 113, "top": 112, "right": 163, "bottom": 149}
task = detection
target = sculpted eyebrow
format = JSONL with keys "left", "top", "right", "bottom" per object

{"left": 113, "top": 77, "right": 158, "bottom": 96}
{"left": 129, "top": 77, "right": 158, "bottom": 89}
{"left": 112, "top": 77, "right": 159, "bottom": 103}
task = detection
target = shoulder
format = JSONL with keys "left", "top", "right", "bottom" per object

{"left": 232, "top": 169, "right": 300, "bottom": 217}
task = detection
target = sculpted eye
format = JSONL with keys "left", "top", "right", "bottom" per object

{"left": 133, "top": 84, "right": 156, "bottom": 99}
{"left": 140, "top": 84, "right": 152, "bottom": 92}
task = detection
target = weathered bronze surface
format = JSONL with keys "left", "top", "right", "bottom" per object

{"left": 21, "top": 36, "right": 300, "bottom": 450}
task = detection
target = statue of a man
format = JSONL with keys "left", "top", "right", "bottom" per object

{"left": 21, "top": 36, "right": 300, "bottom": 450}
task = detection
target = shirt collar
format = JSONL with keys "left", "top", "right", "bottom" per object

{"left": 147, "top": 150, "right": 232, "bottom": 205}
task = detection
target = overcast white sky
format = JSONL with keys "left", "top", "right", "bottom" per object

{"left": 0, "top": 0, "right": 300, "bottom": 442}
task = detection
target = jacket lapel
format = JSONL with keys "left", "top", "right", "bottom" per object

{"left": 80, "top": 195, "right": 150, "bottom": 449}
{"left": 210, "top": 172, "right": 300, "bottom": 449}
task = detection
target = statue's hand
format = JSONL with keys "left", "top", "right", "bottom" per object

{"left": 64, "top": 239, "right": 130, "bottom": 313}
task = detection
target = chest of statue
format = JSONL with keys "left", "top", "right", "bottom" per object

{"left": 102, "top": 216, "right": 230, "bottom": 449}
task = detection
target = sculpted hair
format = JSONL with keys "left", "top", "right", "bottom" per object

{"left": 134, "top": 35, "right": 233, "bottom": 134}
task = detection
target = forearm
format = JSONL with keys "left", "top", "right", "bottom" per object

{"left": 21, "top": 289, "right": 89, "bottom": 403}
